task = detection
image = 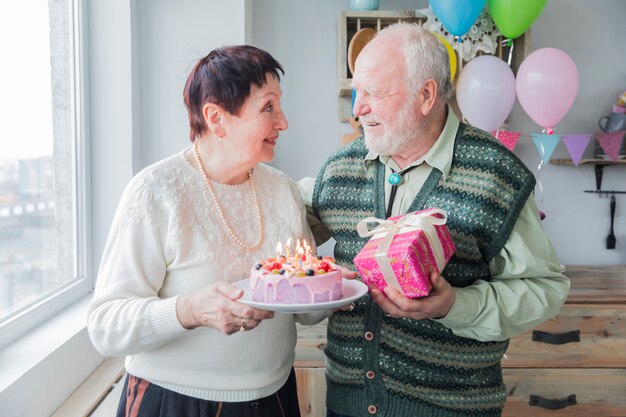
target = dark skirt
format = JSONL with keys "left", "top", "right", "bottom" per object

{"left": 116, "top": 368, "right": 301, "bottom": 417}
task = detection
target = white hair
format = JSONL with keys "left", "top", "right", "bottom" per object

{"left": 377, "top": 22, "right": 454, "bottom": 101}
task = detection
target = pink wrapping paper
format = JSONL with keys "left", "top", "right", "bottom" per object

{"left": 354, "top": 209, "right": 456, "bottom": 298}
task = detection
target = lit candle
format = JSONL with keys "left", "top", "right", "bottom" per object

{"left": 304, "top": 240, "right": 311, "bottom": 264}
{"left": 285, "top": 237, "right": 292, "bottom": 261}
{"left": 304, "top": 240, "right": 313, "bottom": 269}
{"left": 297, "top": 246, "right": 304, "bottom": 269}
{"left": 276, "top": 241, "right": 282, "bottom": 260}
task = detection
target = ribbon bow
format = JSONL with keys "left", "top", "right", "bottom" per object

{"left": 356, "top": 209, "right": 449, "bottom": 291}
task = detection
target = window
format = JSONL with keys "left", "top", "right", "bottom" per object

{"left": 0, "top": 0, "right": 89, "bottom": 347}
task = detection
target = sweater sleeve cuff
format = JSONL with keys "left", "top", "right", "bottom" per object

{"left": 431, "top": 288, "right": 478, "bottom": 328}
{"left": 146, "top": 296, "right": 188, "bottom": 341}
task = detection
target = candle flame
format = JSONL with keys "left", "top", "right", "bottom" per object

{"left": 276, "top": 241, "right": 282, "bottom": 257}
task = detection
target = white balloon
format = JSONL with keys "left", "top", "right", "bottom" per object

{"left": 456, "top": 55, "right": 517, "bottom": 133}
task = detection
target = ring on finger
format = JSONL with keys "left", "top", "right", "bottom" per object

{"left": 240, "top": 317, "right": 248, "bottom": 332}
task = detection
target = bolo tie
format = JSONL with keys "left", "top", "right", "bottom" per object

{"left": 386, "top": 165, "right": 418, "bottom": 219}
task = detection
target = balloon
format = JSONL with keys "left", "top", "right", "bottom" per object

{"left": 455, "top": 55, "right": 516, "bottom": 132}
{"left": 516, "top": 48, "right": 579, "bottom": 132}
{"left": 488, "top": 0, "right": 547, "bottom": 39}
{"left": 434, "top": 33, "right": 457, "bottom": 81}
{"left": 429, "top": 0, "right": 486, "bottom": 37}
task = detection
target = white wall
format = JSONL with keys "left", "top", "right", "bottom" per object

{"left": 249, "top": 0, "right": 626, "bottom": 265}
{"left": 251, "top": 0, "right": 423, "bottom": 179}
{"left": 507, "top": 0, "right": 626, "bottom": 265}
{"left": 135, "top": 0, "right": 252, "bottom": 168}
{"left": 128, "top": 1, "right": 626, "bottom": 265}
{"left": 92, "top": 0, "right": 251, "bottom": 268}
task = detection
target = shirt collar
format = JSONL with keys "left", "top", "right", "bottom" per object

{"left": 364, "top": 104, "right": 459, "bottom": 179}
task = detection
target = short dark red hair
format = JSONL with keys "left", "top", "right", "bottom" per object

{"left": 183, "top": 45, "right": 284, "bottom": 142}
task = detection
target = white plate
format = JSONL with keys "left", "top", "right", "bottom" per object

{"left": 232, "top": 278, "right": 368, "bottom": 313}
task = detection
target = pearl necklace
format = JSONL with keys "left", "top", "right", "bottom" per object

{"left": 192, "top": 142, "right": 263, "bottom": 250}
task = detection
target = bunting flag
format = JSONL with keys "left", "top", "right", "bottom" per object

{"left": 531, "top": 133, "right": 560, "bottom": 164}
{"left": 492, "top": 130, "right": 522, "bottom": 152}
{"left": 562, "top": 133, "right": 592, "bottom": 166}
{"left": 485, "top": 128, "right": 624, "bottom": 164}
{"left": 596, "top": 130, "right": 625, "bottom": 162}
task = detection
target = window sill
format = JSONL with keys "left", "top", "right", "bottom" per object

{"left": 0, "top": 294, "right": 105, "bottom": 416}
{"left": 53, "top": 356, "right": 125, "bottom": 417}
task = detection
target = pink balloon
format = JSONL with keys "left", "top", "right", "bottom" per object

{"left": 456, "top": 55, "right": 517, "bottom": 132}
{"left": 516, "top": 48, "right": 579, "bottom": 132}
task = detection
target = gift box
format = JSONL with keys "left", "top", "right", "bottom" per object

{"left": 353, "top": 208, "right": 456, "bottom": 298}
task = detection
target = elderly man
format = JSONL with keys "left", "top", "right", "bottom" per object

{"left": 300, "top": 23, "right": 569, "bottom": 417}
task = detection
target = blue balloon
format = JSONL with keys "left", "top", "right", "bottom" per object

{"left": 429, "top": 0, "right": 486, "bottom": 37}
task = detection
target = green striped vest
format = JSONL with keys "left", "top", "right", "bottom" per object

{"left": 313, "top": 124, "right": 535, "bottom": 417}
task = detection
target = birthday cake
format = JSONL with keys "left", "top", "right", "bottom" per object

{"left": 250, "top": 254, "right": 343, "bottom": 304}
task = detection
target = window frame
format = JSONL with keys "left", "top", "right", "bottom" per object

{"left": 0, "top": 0, "right": 92, "bottom": 349}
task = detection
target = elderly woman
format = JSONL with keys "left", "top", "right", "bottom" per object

{"left": 88, "top": 45, "right": 312, "bottom": 417}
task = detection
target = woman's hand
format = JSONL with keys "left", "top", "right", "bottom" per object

{"left": 176, "top": 282, "right": 274, "bottom": 335}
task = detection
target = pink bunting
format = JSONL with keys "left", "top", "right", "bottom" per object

{"left": 596, "top": 130, "right": 625, "bottom": 162}
{"left": 562, "top": 134, "right": 592, "bottom": 166}
{"left": 492, "top": 130, "right": 521, "bottom": 152}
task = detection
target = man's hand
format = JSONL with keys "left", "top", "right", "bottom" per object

{"left": 338, "top": 265, "right": 358, "bottom": 280}
{"left": 370, "top": 271, "right": 455, "bottom": 320}
{"left": 335, "top": 266, "right": 358, "bottom": 311}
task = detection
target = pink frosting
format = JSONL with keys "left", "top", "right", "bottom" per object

{"left": 250, "top": 268, "right": 342, "bottom": 304}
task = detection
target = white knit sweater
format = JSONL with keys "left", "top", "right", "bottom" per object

{"left": 87, "top": 150, "right": 315, "bottom": 402}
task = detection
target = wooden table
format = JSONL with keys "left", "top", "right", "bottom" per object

{"left": 294, "top": 265, "right": 626, "bottom": 417}
{"left": 503, "top": 265, "right": 626, "bottom": 416}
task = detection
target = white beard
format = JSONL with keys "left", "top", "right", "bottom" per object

{"left": 363, "top": 101, "right": 423, "bottom": 156}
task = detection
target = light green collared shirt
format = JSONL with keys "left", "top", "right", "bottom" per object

{"left": 299, "top": 107, "right": 569, "bottom": 342}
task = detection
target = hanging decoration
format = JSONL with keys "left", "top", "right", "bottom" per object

{"left": 532, "top": 133, "right": 559, "bottom": 204}
{"left": 516, "top": 48, "right": 579, "bottom": 134}
{"left": 532, "top": 133, "right": 560, "bottom": 164}
{"left": 420, "top": 7, "right": 500, "bottom": 60}
{"left": 433, "top": 33, "right": 458, "bottom": 81}
{"left": 562, "top": 134, "right": 593, "bottom": 166}
{"left": 429, "top": 0, "right": 486, "bottom": 40}
{"left": 489, "top": 129, "right": 626, "bottom": 165}
{"left": 596, "top": 131, "right": 626, "bottom": 162}
{"left": 418, "top": 5, "right": 619, "bottom": 166}
{"left": 491, "top": 130, "right": 521, "bottom": 152}
{"left": 487, "top": 0, "right": 547, "bottom": 40}
{"left": 456, "top": 55, "right": 516, "bottom": 132}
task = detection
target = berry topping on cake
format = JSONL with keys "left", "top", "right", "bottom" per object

{"left": 249, "top": 239, "right": 343, "bottom": 304}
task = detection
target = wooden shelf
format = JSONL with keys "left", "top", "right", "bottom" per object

{"left": 549, "top": 160, "right": 625, "bottom": 193}
{"left": 550, "top": 158, "right": 626, "bottom": 166}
